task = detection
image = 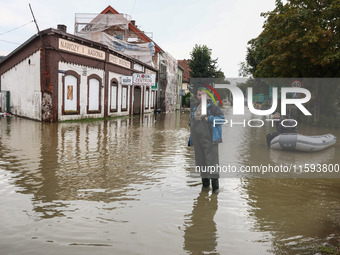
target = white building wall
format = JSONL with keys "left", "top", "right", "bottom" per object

{"left": 107, "top": 71, "right": 131, "bottom": 117}
{"left": 58, "top": 62, "right": 104, "bottom": 121}
{"left": 57, "top": 63, "right": 154, "bottom": 121}
{"left": 107, "top": 73, "right": 154, "bottom": 116}
{"left": 143, "top": 86, "right": 154, "bottom": 113}
{"left": 0, "top": 50, "right": 41, "bottom": 120}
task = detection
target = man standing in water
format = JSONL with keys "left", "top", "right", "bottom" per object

{"left": 189, "top": 88, "right": 225, "bottom": 193}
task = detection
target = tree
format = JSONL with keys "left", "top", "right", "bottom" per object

{"left": 240, "top": 0, "right": 340, "bottom": 78}
{"left": 183, "top": 92, "right": 191, "bottom": 107}
{"left": 189, "top": 44, "right": 224, "bottom": 78}
{"left": 239, "top": 0, "right": 340, "bottom": 125}
{"left": 188, "top": 44, "right": 229, "bottom": 103}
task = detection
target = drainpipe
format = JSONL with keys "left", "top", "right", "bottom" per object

{"left": 104, "top": 50, "right": 109, "bottom": 118}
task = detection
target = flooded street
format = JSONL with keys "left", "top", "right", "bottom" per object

{"left": 0, "top": 109, "right": 339, "bottom": 255}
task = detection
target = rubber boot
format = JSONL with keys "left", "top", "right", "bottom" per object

{"left": 202, "top": 178, "right": 210, "bottom": 188}
{"left": 211, "top": 179, "right": 219, "bottom": 193}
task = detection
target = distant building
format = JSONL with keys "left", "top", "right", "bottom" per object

{"left": 178, "top": 59, "right": 191, "bottom": 94}
{"left": 87, "top": 5, "right": 164, "bottom": 69}
{"left": 162, "top": 52, "right": 178, "bottom": 112}
{"left": 83, "top": 6, "right": 178, "bottom": 112}
{"left": 0, "top": 25, "right": 157, "bottom": 122}
{"left": 177, "top": 65, "right": 183, "bottom": 110}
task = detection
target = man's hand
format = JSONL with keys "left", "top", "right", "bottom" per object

{"left": 200, "top": 115, "right": 208, "bottom": 120}
{"left": 200, "top": 115, "right": 209, "bottom": 121}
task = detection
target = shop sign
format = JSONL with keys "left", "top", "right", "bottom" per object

{"left": 121, "top": 76, "right": 133, "bottom": 85}
{"left": 133, "top": 73, "right": 155, "bottom": 86}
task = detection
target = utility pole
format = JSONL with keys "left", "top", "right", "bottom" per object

{"left": 29, "top": 3, "right": 50, "bottom": 121}
{"left": 29, "top": 3, "right": 41, "bottom": 35}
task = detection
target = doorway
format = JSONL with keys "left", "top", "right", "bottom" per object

{"left": 133, "top": 86, "right": 141, "bottom": 115}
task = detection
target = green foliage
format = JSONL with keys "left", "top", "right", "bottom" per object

{"left": 182, "top": 92, "right": 191, "bottom": 107}
{"left": 240, "top": 0, "right": 340, "bottom": 78}
{"left": 214, "top": 88, "right": 229, "bottom": 101}
{"left": 239, "top": 0, "right": 340, "bottom": 125}
{"left": 188, "top": 44, "right": 226, "bottom": 105}
{"left": 189, "top": 44, "right": 225, "bottom": 78}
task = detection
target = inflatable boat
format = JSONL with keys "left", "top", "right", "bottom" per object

{"left": 270, "top": 133, "right": 336, "bottom": 152}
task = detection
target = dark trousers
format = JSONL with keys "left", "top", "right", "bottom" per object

{"left": 191, "top": 120, "right": 220, "bottom": 191}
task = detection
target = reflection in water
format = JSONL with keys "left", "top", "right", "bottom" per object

{"left": 184, "top": 190, "right": 218, "bottom": 255}
{"left": 0, "top": 110, "right": 339, "bottom": 254}
{"left": 243, "top": 178, "right": 340, "bottom": 255}
{"left": 219, "top": 106, "right": 339, "bottom": 178}
{"left": 217, "top": 106, "right": 340, "bottom": 253}
{"left": 0, "top": 114, "right": 194, "bottom": 254}
{"left": 269, "top": 145, "right": 336, "bottom": 165}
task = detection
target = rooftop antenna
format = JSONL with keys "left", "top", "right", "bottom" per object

{"left": 29, "top": 3, "right": 41, "bottom": 35}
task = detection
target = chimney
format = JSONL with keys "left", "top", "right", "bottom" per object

{"left": 57, "top": 24, "right": 67, "bottom": 33}
{"left": 131, "top": 20, "right": 136, "bottom": 26}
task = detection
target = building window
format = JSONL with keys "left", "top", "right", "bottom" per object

{"left": 87, "top": 75, "right": 102, "bottom": 114}
{"left": 110, "top": 79, "right": 118, "bottom": 112}
{"left": 62, "top": 71, "right": 80, "bottom": 115}
{"left": 121, "top": 85, "right": 128, "bottom": 111}
{"left": 151, "top": 90, "right": 155, "bottom": 109}
{"left": 114, "top": 34, "right": 124, "bottom": 40}
{"left": 145, "top": 87, "right": 149, "bottom": 109}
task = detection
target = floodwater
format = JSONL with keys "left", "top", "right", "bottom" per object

{"left": 0, "top": 108, "right": 339, "bottom": 255}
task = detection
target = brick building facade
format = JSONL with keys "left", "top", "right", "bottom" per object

{"left": 0, "top": 26, "right": 157, "bottom": 122}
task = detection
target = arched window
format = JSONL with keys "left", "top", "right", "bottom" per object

{"left": 110, "top": 79, "right": 118, "bottom": 112}
{"left": 87, "top": 74, "right": 102, "bottom": 114}
{"left": 62, "top": 70, "right": 80, "bottom": 115}
{"left": 121, "top": 85, "right": 128, "bottom": 111}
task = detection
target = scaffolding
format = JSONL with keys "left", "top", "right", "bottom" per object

{"left": 74, "top": 13, "right": 155, "bottom": 67}
{"left": 74, "top": 13, "right": 131, "bottom": 35}
{"left": 160, "top": 52, "right": 178, "bottom": 112}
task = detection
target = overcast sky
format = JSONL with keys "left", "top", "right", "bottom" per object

{"left": 0, "top": 0, "right": 276, "bottom": 77}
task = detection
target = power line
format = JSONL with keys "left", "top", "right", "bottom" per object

{"left": 0, "top": 39, "right": 21, "bottom": 45}
{"left": 0, "top": 20, "right": 33, "bottom": 36}
{"left": 131, "top": 0, "right": 137, "bottom": 16}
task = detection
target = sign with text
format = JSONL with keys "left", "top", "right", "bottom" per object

{"left": 59, "top": 38, "right": 105, "bottom": 60}
{"left": 133, "top": 73, "right": 156, "bottom": 86}
{"left": 109, "top": 54, "right": 131, "bottom": 69}
{"left": 152, "top": 82, "right": 158, "bottom": 90}
{"left": 121, "top": 76, "right": 133, "bottom": 85}
{"left": 291, "top": 80, "right": 302, "bottom": 88}
{"left": 145, "top": 69, "right": 156, "bottom": 75}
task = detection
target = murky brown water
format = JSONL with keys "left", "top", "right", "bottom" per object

{"left": 0, "top": 109, "right": 339, "bottom": 255}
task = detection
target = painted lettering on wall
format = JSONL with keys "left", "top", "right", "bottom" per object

{"left": 109, "top": 54, "right": 131, "bottom": 69}
{"left": 59, "top": 39, "right": 105, "bottom": 60}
